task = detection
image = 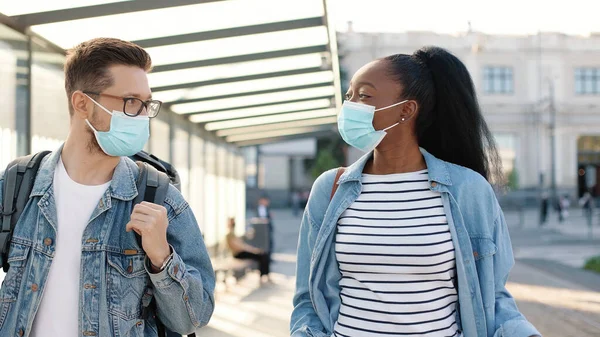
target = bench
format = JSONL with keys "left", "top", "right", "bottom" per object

{"left": 212, "top": 256, "right": 259, "bottom": 286}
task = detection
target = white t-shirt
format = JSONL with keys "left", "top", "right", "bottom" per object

{"left": 31, "top": 158, "right": 110, "bottom": 337}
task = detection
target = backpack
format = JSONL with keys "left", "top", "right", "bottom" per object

{"left": 330, "top": 167, "right": 346, "bottom": 201}
{"left": 0, "top": 150, "right": 194, "bottom": 337}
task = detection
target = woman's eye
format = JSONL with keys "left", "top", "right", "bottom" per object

{"left": 359, "top": 94, "right": 370, "bottom": 99}
{"left": 344, "top": 93, "right": 352, "bottom": 100}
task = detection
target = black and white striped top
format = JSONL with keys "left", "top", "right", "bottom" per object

{"left": 334, "top": 170, "right": 460, "bottom": 337}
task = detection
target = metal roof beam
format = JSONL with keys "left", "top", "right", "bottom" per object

{"left": 152, "top": 45, "right": 328, "bottom": 73}
{"left": 167, "top": 82, "right": 332, "bottom": 106}
{"left": 182, "top": 96, "right": 334, "bottom": 116}
{"left": 135, "top": 17, "right": 324, "bottom": 48}
{"left": 235, "top": 130, "right": 334, "bottom": 147}
{"left": 230, "top": 125, "right": 334, "bottom": 143}
{"left": 216, "top": 116, "right": 337, "bottom": 137}
{"left": 9, "top": 0, "right": 224, "bottom": 27}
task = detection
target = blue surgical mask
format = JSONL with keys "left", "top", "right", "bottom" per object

{"left": 337, "top": 100, "right": 408, "bottom": 152}
{"left": 85, "top": 95, "right": 150, "bottom": 157}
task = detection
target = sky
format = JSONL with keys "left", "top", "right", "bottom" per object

{"left": 328, "top": 0, "right": 600, "bottom": 36}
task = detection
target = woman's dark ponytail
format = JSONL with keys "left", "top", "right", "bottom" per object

{"left": 384, "top": 46, "right": 502, "bottom": 183}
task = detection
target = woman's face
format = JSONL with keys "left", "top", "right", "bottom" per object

{"left": 344, "top": 59, "right": 418, "bottom": 147}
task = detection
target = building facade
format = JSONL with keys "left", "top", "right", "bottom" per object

{"left": 339, "top": 29, "right": 600, "bottom": 196}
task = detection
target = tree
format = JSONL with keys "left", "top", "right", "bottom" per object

{"left": 507, "top": 161, "right": 519, "bottom": 190}
{"left": 310, "top": 148, "right": 340, "bottom": 180}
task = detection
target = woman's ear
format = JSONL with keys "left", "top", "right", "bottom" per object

{"left": 400, "top": 100, "right": 418, "bottom": 122}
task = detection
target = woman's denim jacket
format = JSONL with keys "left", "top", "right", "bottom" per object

{"left": 291, "top": 149, "right": 540, "bottom": 337}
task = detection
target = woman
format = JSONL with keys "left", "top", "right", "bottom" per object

{"left": 291, "top": 47, "right": 540, "bottom": 337}
{"left": 225, "top": 217, "right": 270, "bottom": 280}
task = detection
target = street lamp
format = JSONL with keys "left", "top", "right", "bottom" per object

{"left": 548, "top": 79, "right": 557, "bottom": 209}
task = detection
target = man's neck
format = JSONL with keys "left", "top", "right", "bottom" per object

{"left": 61, "top": 134, "right": 119, "bottom": 186}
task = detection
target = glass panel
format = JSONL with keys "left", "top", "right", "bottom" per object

{"left": 575, "top": 68, "right": 583, "bottom": 94}
{"left": 171, "top": 86, "right": 335, "bottom": 114}
{"left": 593, "top": 68, "right": 599, "bottom": 94}
{"left": 148, "top": 53, "right": 325, "bottom": 89}
{"left": 153, "top": 71, "right": 334, "bottom": 103}
{"left": 30, "top": 39, "right": 68, "bottom": 153}
{"left": 216, "top": 116, "right": 337, "bottom": 137}
{"left": 216, "top": 146, "right": 228, "bottom": 249}
{"left": 189, "top": 134, "right": 205, "bottom": 233}
{"left": 226, "top": 125, "right": 326, "bottom": 142}
{"left": 584, "top": 68, "right": 594, "bottom": 94}
{"left": 506, "top": 68, "right": 514, "bottom": 93}
{"left": 0, "top": 24, "right": 26, "bottom": 167}
{"left": 189, "top": 98, "right": 331, "bottom": 123}
{"left": 29, "top": 0, "right": 325, "bottom": 49}
{"left": 173, "top": 126, "right": 189, "bottom": 199}
{"left": 493, "top": 68, "right": 503, "bottom": 93}
{"left": 203, "top": 141, "right": 217, "bottom": 248}
{"left": 483, "top": 67, "right": 492, "bottom": 93}
{"left": 0, "top": 1, "right": 129, "bottom": 16}
{"left": 244, "top": 147, "right": 258, "bottom": 188}
{"left": 145, "top": 26, "right": 329, "bottom": 67}
{"left": 149, "top": 118, "right": 170, "bottom": 160}
{"left": 234, "top": 153, "right": 246, "bottom": 237}
{"left": 205, "top": 108, "right": 336, "bottom": 130}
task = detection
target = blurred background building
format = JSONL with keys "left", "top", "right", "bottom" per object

{"left": 339, "top": 27, "right": 600, "bottom": 203}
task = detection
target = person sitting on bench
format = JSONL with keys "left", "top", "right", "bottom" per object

{"left": 225, "top": 218, "right": 270, "bottom": 281}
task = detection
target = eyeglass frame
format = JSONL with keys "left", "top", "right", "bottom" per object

{"left": 83, "top": 91, "right": 163, "bottom": 118}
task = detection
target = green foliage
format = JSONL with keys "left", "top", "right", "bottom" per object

{"left": 310, "top": 148, "right": 341, "bottom": 180}
{"left": 507, "top": 167, "right": 519, "bottom": 190}
{"left": 584, "top": 256, "right": 600, "bottom": 274}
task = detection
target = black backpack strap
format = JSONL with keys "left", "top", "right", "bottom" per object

{"left": 135, "top": 161, "right": 191, "bottom": 337}
{"left": 1, "top": 151, "right": 50, "bottom": 272}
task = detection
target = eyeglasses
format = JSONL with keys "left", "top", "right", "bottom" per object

{"left": 83, "top": 91, "right": 162, "bottom": 118}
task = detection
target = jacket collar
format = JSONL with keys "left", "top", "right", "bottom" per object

{"left": 338, "top": 147, "right": 453, "bottom": 186}
{"left": 30, "top": 144, "right": 139, "bottom": 201}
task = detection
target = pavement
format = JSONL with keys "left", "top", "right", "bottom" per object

{"left": 201, "top": 207, "right": 600, "bottom": 337}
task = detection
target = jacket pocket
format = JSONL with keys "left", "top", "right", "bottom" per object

{"left": 106, "top": 252, "right": 148, "bottom": 320}
{"left": 470, "top": 237, "right": 497, "bottom": 310}
{"left": 0, "top": 243, "right": 30, "bottom": 328}
{"left": 470, "top": 237, "right": 497, "bottom": 261}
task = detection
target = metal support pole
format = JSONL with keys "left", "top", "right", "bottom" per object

{"left": 549, "top": 80, "right": 558, "bottom": 211}
{"left": 16, "top": 36, "right": 32, "bottom": 156}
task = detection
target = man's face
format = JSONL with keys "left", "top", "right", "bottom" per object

{"left": 85, "top": 65, "right": 151, "bottom": 155}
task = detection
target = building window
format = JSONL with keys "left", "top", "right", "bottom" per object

{"left": 483, "top": 66, "right": 514, "bottom": 94}
{"left": 575, "top": 68, "right": 600, "bottom": 95}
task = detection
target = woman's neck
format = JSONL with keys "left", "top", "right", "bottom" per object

{"left": 363, "top": 144, "right": 426, "bottom": 175}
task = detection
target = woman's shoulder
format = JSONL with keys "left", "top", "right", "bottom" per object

{"left": 445, "top": 162, "right": 500, "bottom": 208}
{"left": 304, "top": 168, "right": 341, "bottom": 223}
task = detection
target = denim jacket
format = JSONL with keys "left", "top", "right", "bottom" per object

{"left": 0, "top": 148, "right": 215, "bottom": 337}
{"left": 291, "top": 149, "right": 540, "bottom": 337}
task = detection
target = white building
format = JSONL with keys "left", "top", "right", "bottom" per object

{"left": 339, "top": 28, "right": 600, "bottom": 196}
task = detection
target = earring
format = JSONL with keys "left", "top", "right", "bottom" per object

{"left": 401, "top": 117, "right": 406, "bottom": 122}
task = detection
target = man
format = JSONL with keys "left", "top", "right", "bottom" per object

{"left": 256, "top": 196, "right": 272, "bottom": 221}
{"left": 0, "top": 38, "right": 214, "bottom": 337}
{"left": 256, "top": 196, "right": 274, "bottom": 254}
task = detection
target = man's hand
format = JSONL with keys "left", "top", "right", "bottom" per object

{"left": 126, "top": 201, "right": 171, "bottom": 268}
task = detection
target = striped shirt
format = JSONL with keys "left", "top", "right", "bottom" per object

{"left": 333, "top": 170, "right": 460, "bottom": 337}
